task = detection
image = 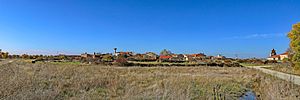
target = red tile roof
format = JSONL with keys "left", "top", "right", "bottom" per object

{"left": 269, "top": 52, "right": 288, "bottom": 58}
{"left": 190, "top": 54, "right": 206, "bottom": 57}
{"left": 159, "top": 55, "right": 172, "bottom": 59}
{"left": 279, "top": 52, "right": 288, "bottom": 55}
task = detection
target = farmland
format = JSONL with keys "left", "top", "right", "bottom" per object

{"left": 0, "top": 60, "right": 300, "bottom": 99}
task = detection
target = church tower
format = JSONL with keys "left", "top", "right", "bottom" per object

{"left": 270, "top": 49, "right": 277, "bottom": 57}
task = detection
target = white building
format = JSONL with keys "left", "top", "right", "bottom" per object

{"left": 267, "top": 52, "right": 288, "bottom": 61}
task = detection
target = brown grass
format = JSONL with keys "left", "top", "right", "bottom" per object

{"left": 0, "top": 60, "right": 300, "bottom": 99}
{"left": 266, "top": 65, "right": 300, "bottom": 76}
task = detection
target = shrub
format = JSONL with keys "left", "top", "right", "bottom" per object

{"left": 114, "top": 58, "right": 133, "bottom": 66}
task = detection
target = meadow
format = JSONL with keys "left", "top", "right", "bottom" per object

{"left": 0, "top": 60, "right": 300, "bottom": 100}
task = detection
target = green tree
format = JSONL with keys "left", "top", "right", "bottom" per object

{"left": 22, "top": 54, "right": 29, "bottom": 59}
{"left": 288, "top": 22, "right": 300, "bottom": 67}
{"left": 59, "top": 55, "right": 66, "bottom": 60}
{"left": 102, "top": 55, "right": 113, "bottom": 62}
{"left": 2, "top": 52, "right": 9, "bottom": 59}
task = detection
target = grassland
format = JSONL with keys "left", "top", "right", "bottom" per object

{"left": 0, "top": 60, "right": 300, "bottom": 100}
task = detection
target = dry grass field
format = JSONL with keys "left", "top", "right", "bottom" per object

{"left": 0, "top": 60, "right": 300, "bottom": 100}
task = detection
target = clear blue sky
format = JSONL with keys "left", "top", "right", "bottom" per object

{"left": 0, "top": 0, "right": 299, "bottom": 58}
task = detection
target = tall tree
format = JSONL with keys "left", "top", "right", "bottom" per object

{"left": 288, "top": 22, "right": 300, "bottom": 67}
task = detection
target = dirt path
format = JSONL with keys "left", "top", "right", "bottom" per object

{"left": 246, "top": 66, "right": 300, "bottom": 85}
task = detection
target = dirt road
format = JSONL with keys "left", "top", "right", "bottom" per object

{"left": 247, "top": 66, "right": 300, "bottom": 85}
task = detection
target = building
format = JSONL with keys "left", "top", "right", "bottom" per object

{"left": 267, "top": 52, "right": 288, "bottom": 61}
{"left": 128, "top": 53, "right": 144, "bottom": 61}
{"left": 270, "top": 48, "right": 277, "bottom": 57}
{"left": 214, "top": 54, "right": 226, "bottom": 60}
{"left": 169, "top": 54, "right": 185, "bottom": 62}
{"left": 190, "top": 53, "right": 206, "bottom": 58}
{"left": 113, "top": 48, "right": 134, "bottom": 57}
{"left": 159, "top": 55, "right": 172, "bottom": 62}
{"left": 115, "top": 52, "right": 133, "bottom": 57}
{"left": 92, "top": 52, "right": 102, "bottom": 59}
{"left": 81, "top": 52, "right": 92, "bottom": 58}
{"left": 145, "top": 52, "right": 158, "bottom": 60}
{"left": 267, "top": 49, "right": 288, "bottom": 61}
{"left": 81, "top": 52, "right": 103, "bottom": 59}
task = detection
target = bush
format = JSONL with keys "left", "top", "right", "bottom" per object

{"left": 114, "top": 58, "right": 133, "bottom": 66}
{"left": 294, "top": 62, "right": 300, "bottom": 68}
{"left": 264, "top": 60, "right": 277, "bottom": 64}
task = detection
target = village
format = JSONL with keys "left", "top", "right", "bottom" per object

{"left": 0, "top": 48, "right": 288, "bottom": 67}
{"left": 2, "top": 0, "right": 300, "bottom": 99}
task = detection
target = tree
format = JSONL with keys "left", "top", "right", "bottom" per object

{"left": 288, "top": 22, "right": 300, "bottom": 67}
{"left": 102, "top": 55, "right": 113, "bottom": 62}
{"left": 2, "top": 52, "right": 8, "bottom": 59}
{"left": 160, "top": 49, "right": 172, "bottom": 56}
{"left": 286, "top": 48, "right": 294, "bottom": 62}
{"left": 59, "top": 55, "right": 66, "bottom": 60}
{"left": 21, "top": 54, "right": 29, "bottom": 59}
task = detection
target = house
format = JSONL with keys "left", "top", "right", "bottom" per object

{"left": 183, "top": 53, "right": 207, "bottom": 62}
{"left": 80, "top": 52, "right": 104, "bottom": 60}
{"left": 127, "top": 52, "right": 158, "bottom": 61}
{"left": 115, "top": 52, "right": 133, "bottom": 57}
{"left": 190, "top": 53, "right": 206, "bottom": 58}
{"left": 92, "top": 52, "right": 102, "bottom": 59}
{"left": 145, "top": 52, "right": 158, "bottom": 60}
{"left": 159, "top": 55, "right": 172, "bottom": 62}
{"left": 169, "top": 54, "right": 185, "bottom": 62}
{"left": 128, "top": 53, "right": 144, "bottom": 61}
{"left": 81, "top": 52, "right": 92, "bottom": 58}
{"left": 267, "top": 49, "right": 288, "bottom": 61}
{"left": 267, "top": 52, "right": 288, "bottom": 61}
{"left": 214, "top": 54, "right": 226, "bottom": 60}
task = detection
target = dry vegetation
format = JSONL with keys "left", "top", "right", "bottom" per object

{"left": 265, "top": 64, "right": 300, "bottom": 76}
{"left": 0, "top": 60, "right": 300, "bottom": 100}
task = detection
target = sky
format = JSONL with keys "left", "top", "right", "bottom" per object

{"left": 0, "top": 0, "right": 299, "bottom": 58}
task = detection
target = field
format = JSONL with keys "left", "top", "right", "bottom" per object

{"left": 1, "top": 60, "right": 300, "bottom": 100}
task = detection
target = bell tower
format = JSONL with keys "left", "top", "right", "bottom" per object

{"left": 270, "top": 49, "right": 277, "bottom": 57}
